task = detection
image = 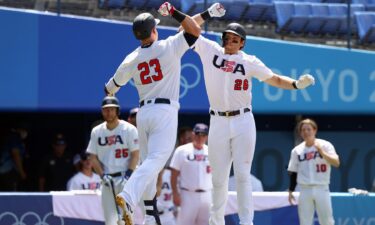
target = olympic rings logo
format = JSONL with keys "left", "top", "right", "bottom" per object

{"left": 180, "top": 63, "right": 201, "bottom": 98}
{"left": 0, "top": 211, "right": 64, "bottom": 225}
{"left": 128, "top": 63, "right": 202, "bottom": 99}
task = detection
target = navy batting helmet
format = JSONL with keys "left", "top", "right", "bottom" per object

{"left": 222, "top": 23, "right": 246, "bottom": 40}
{"left": 102, "top": 96, "right": 120, "bottom": 108}
{"left": 133, "top": 13, "right": 160, "bottom": 40}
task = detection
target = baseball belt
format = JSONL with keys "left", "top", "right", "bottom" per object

{"left": 210, "top": 107, "right": 251, "bottom": 117}
{"left": 106, "top": 172, "right": 123, "bottom": 177}
{"left": 140, "top": 98, "right": 170, "bottom": 107}
{"left": 181, "top": 187, "right": 207, "bottom": 193}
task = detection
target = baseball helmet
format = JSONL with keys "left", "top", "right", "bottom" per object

{"left": 133, "top": 13, "right": 160, "bottom": 40}
{"left": 102, "top": 96, "right": 120, "bottom": 108}
{"left": 222, "top": 23, "right": 246, "bottom": 40}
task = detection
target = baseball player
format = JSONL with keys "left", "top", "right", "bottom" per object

{"left": 288, "top": 118, "right": 340, "bottom": 225}
{"left": 104, "top": 2, "right": 217, "bottom": 224}
{"left": 156, "top": 168, "right": 176, "bottom": 225}
{"left": 87, "top": 96, "right": 140, "bottom": 225}
{"left": 170, "top": 123, "right": 212, "bottom": 225}
{"left": 66, "top": 153, "right": 101, "bottom": 190}
{"left": 184, "top": 7, "right": 316, "bottom": 225}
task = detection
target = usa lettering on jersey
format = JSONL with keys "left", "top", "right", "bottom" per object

{"left": 298, "top": 151, "right": 323, "bottom": 162}
{"left": 98, "top": 135, "right": 124, "bottom": 146}
{"left": 81, "top": 182, "right": 100, "bottom": 190}
{"left": 187, "top": 154, "right": 209, "bottom": 162}
{"left": 212, "top": 55, "right": 245, "bottom": 75}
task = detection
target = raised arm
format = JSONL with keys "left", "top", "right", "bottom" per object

{"left": 158, "top": 2, "right": 201, "bottom": 37}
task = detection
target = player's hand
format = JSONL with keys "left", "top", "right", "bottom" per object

{"left": 314, "top": 141, "right": 323, "bottom": 154}
{"left": 101, "top": 174, "right": 113, "bottom": 187}
{"left": 288, "top": 191, "right": 296, "bottom": 205}
{"left": 158, "top": 2, "right": 175, "bottom": 16}
{"left": 295, "top": 74, "right": 315, "bottom": 89}
{"left": 104, "top": 84, "right": 114, "bottom": 96}
{"left": 208, "top": 3, "right": 226, "bottom": 18}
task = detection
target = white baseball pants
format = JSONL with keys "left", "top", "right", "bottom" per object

{"left": 298, "top": 185, "right": 334, "bottom": 225}
{"left": 208, "top": 112, "right": 256, "bottom": 225}
{"left": 101, "top": 177, "right": 126, "bottom": 225}
{"left": 118, "top": 103, "right": 178, "bottom": 211}
{"left": 177, "top": 189, "right": 211, "bottom": 225}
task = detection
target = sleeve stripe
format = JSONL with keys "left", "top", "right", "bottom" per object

{"left": 113, "top": 78, "right": 122, "bottom": 87}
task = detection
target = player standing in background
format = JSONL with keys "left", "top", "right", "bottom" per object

{"left": 170, "top": 123, "right": 212, "bottom": 225}
{"left": 155, "top": 125, "right": 193, "bottom": 225}
{"left": 67, "top": 152, "right": 101, "bottom": 190}
{"left": 186, "top": 6, "right": 315, "bottom": 225}
{"left": 87, "top": 96, "right": 140, "bottom": 225}
{"left": 288, "top": 118, "right": 340, "bottom": 225}
{"left": 0, "top": 123, "right": 28, "bottom": 191}
{"left": 104, "top": 2, "right": 208, "bottom": 224}
{"left": 127, "top": 107, "right": 139, "bottom": 127}
{"left": 156, "top": 168, "right": 176, "bottom": 225}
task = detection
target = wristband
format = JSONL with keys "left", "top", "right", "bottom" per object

{"left": 172, "top": 9, "right": 186, "bottom": 23}
{"left": 201, "top": 10, "right": 210, "bottom": 21}
{"left": 292, "top": 81, "right": 298, "bottom": 89}
{"left": 125, "top": 169, "right": 133, "bottom": 178}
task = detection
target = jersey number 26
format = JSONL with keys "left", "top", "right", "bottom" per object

{"left": 138, "top": 58, "right": 163, "bottom": 85}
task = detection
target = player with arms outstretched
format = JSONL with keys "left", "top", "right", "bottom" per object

{"left": 186, "top": 6, "right": 316, "bottom": 225}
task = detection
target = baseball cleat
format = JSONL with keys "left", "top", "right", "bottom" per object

{"left": 116, "top": 195, "right": 133, "bottom": 225}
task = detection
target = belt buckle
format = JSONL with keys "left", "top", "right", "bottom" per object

{"left": 225, "top": 111, "right": 230, "bottom": 117}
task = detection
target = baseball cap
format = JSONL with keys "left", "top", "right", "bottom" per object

{"left": 193, "top": 123, "right": 209, "bottom": 135}
{"left": 133, "top": 13, "right": 160, "bottom": 40}
{"left": 73, "top": 152, "right": 89, "bottom": 165}
{"left": 53, "top": 134, "right": 66, "bottom": 145}
{"left": 129, "top": 107, "right": 139, "bottom": 117}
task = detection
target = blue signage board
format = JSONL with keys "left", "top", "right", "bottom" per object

{"left": 0, "top": 7, "right": 375, "bottom": 113}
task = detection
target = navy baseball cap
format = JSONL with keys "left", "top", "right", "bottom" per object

{"left": 129, "top": 107, "right": 139, "bottom": 117}
{"left": 193, "top": 123, "right": 209, "bottom": 135}
{"left": 53, "top": 134, "right": 66, "bottom": 145}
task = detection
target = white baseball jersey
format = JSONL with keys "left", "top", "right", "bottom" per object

{"left": 193, "top": 35, "right": 273, "bottom": 111}
{"left": 157, "top": 169, "right": 174, "bottom": 212}
{"left": 108, "top": 31, "right": 190, "bottom": 102}
{"left": 86, "top": 120, "right": 139, "bottom": 174}
{"left": 157, "top": 169, "right": 176, "bottom": 225}
{"left": 66, "top": 172, "right": 101, "bottom": 190}
{"left": 288, "top": 139, "right": 337, "bottom": 186}
{"left": 170, "top": 143, "right": 212, "bottom": 191}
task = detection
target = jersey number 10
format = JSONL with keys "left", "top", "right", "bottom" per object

{"left": 316, "top": 164, "right": 327, "bottom": 172}
{"left": 138, "top": 58, "right": 164, "bottom": 85}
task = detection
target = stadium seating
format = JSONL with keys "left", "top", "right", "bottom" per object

{"left": 352, "top": 0, "right": 375, "bottom": 11}
{"left": 126, "top": 0, "right": 148, "bottom": 9}
{"left": 223, "top": 0, "right": 249, "bottom": 21}
{"left": 244, "top": 0, "right": 275, "bottom": 22}
{"left": 355, "top": 11, "right": 375, "bottom": 43}
{"left": 98, "top": 0, "right": 125, "bottom": 9}
{"left": 275, "top": 2, "right": 310, "bottom": 33}
{"left": 275, "top": 2, "right": 366, "bottom": 35}
{"left": 126, "top": 0, "right": 181, "bottom": 10}
{"left": 304, "top": 3, "right": 330, "bottom": 34}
